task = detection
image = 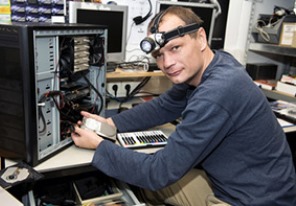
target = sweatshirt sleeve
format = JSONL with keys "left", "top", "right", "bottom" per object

{"left": 92, "top": 99, "right": 232, "bottom": 190}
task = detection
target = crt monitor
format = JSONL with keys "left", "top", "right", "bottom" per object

{"left": 156, "top": 1, "right": 216, "bottom": 46}
{"left": 68, "top": 2, "right": 128, "bottom": 63}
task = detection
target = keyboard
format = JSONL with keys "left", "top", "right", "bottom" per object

{"left": 117, "top": 130, "right": 168, "bottom": 149}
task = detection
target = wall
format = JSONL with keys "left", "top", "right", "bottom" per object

{"left": 101, "top": 0, "right": 157, "bottom": 62}
{"left": 224, "top": 0, "right": 252, "bottom": 65}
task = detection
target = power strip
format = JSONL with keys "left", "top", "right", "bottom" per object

{"left": 107, "top": 81, "right": 142, "bottom": 98}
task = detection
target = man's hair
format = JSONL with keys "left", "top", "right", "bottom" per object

{"left": 148, "top": 6, "right": 204, "bottom": 38}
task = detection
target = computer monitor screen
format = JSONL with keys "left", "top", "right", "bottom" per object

{"left": 68, "top": 2, "right": 128, "bottom": 63}
{"left": 156, "top": 1, "right": 216, "bottom": 46}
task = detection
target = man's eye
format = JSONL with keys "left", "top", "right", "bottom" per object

{"left": 154, "top": 53, "right": 162, "bottom": 59}
{"left": 172, "top": 45, "right": 180, "bottom": 51}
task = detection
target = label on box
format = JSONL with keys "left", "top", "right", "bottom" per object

{"left": 280, "top": 23, "right": 296, "bottom": 46}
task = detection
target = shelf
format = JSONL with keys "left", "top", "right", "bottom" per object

{"left": 261, "top": 89, "right": 296, "bottom": 102}
{"left": 249, "top": 43, "right": 296, "bottom": 58}
{"left": 107, "top": 68, "right": 165, "bottom": 80}
{"left": 283, "top": 125, "right": 296, "bottom": 133}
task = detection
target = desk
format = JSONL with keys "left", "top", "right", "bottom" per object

{"left": 277, "top": 118, "right": 296, "bottom": 133}
{"left": 282, "top": 125, "right": 296, "bottom": 133}
{"left": 4, "top": 123, "right": 174, "bottom": 205}
{"left": 5, "top": 113, "right": 296, "bottom": 172}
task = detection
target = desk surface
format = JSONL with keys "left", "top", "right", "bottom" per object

{"left": 5, "top": 123, "right": 175, "bottom": 173}
{"left": 277, "top": 118, "right": 296, "bottom": 133}
{"left": 5, "top": 118, "right": 296, "bottom": 173}
{"left": 5, "top": 96, "right": 296, "bottom": 173}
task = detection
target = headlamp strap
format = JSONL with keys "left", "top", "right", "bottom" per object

{"left": 163, "top": 23, "right": 202, "bottom": 44}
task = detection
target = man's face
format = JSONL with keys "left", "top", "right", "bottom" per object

{"left": 152, "top": 14, "right": 207, "bottom": 86}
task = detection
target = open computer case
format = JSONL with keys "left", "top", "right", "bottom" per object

{"left": 0, "top": 22, "right": 107, "bottom": 166}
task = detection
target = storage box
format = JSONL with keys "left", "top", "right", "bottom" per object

{"left": 246, "top": 63, "right": 278, "bottom": 80}
{"left": 280, "top": 22, "right": 296, "bottom": 46}
{"left": 252, "top": 15, "right": 296, "bottom": 44}
{"left": 292, "top": 31, "right": 296, "bottom": 48}
{"left": 73, "top": 176, "right": 123, "bottom": 205}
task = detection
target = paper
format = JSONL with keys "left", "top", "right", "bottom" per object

{"left": 0, "top": 186, "right": 23, "bottom": 206}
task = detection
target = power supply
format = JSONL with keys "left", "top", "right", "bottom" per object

{"left": 0, "top": 22, "right": 107, "bottom": 166}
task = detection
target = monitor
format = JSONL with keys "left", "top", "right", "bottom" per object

{"left": 68, "top": 2, "right": 128, "bottom": 63}
{"left": 156, "top": 1, "right": 216, "bottom": 46}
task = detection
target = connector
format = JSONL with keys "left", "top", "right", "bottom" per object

{"left": 112, "top": 84, "right": 118, "bottom": 97}
{"left": 107, "top": 81, "right": 142, "bottom": 98}
{"left": 124, "top": 84, "right": 131, "bottom": 96}
{"left": 107, "top": 82, "right": 121, "bottom": 97}
{"left": 121, "top": 81, "right": 141, "bottom": 97}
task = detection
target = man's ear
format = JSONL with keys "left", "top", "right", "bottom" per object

{"left": 198, "top": 28, "right": 208, "bottom": 51}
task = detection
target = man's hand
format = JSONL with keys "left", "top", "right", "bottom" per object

{"left": 71, "top": 125, "right": 103, "bottom": 149}
{"left": 80, "top": 111, "right": 116, "bottom": 128}
{"left": 71, "top": 111, "right": 117, "bottom": 149}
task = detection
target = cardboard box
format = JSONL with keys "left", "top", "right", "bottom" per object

{"left": 292, "top": 31, "right": 296, "bottom": 48}
{"left": 280, "top": 22, "right": 296, "bottom": 46}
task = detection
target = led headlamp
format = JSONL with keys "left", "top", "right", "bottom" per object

{"left": 140, "top": 23, "right": 202, "bottom": 54}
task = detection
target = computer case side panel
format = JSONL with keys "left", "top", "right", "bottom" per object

{"left": 0, "top": 25, "right": 31, "bottom": 162}
{"left": 21, "top": 25, "right": 39, "bottom": 165}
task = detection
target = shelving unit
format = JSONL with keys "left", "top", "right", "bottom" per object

{"left": 245, "top": 0, "right": 296, "bottom": 135}
{"left": 249, "top": 42, "right": 296, "bottom": 102}
{"left": 249, "top": 42, "right": 296, "bottom": 104}
{"left": 246, "top": 0, "right": 296, "bottom": 96}
{"left": 107, "top": 68, "right": 164, "bottom": 80}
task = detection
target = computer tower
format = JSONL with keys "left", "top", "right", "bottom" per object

{"left": 0, "top": 22, "right": 107, "bottom": 166}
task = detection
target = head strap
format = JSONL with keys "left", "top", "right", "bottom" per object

{"left": 150, "top": 11, "right": 165, "bottom": 34}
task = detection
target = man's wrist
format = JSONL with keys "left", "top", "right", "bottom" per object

{"left": 106, "top": 117, "right": 116, "bottom": 128}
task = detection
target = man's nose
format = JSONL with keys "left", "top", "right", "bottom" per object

{"left": 163, "top": 53, "right": 175, "bottom": 69}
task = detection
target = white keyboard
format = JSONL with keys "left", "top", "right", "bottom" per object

{"left": 117, "top": 130, "right": 168, "bottom": 149}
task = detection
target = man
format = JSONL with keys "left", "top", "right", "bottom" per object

{"left": 72, "top": 6, "right": 296, "bottom": 206}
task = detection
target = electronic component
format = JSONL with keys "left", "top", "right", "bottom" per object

{"left": 140, "top": 22, "right": 202, "bottom": 54}
{"left": 0, "top": 162, "right": 43, "bottom": 189}
{"left": 81, "top": 117, "right": 117, "bottom": 142}
{"left": 117, "top": 130, "right": 168, "bottom": 149}
{"left": 68, "top": 2, "right": 128, "bottom": 63}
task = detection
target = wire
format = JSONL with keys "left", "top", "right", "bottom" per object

{"left": 116, "top": 60, "right": 150, "bottom": 71}
{"left": 106, "top": 77, "right": 151, "bottom": 104}
{"left": 81, "top": 72, "right": 104, "bottom": 115}
{"left": 59, "top": 36, "right": 105, "bottom": 115}
{"left": 255, "top": 13, "right": 283, "bottom": 43}
{"left": 126, "top": 21, "right": 135, "bottom": 50}
{"left": 38, "top": 91, "right": 66, "bottom": 134}
{"left": 255, "top": 20, "right": 271, "bottom": 42}
{"left": 133, "top": 0, "right": 152, "bottom": 25}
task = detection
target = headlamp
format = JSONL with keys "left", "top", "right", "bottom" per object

{"left": 140, "top": 23, "right": 202, "bottom": 54}
{"left": 140, "top": 33, "right": 165, "bottom": 54}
